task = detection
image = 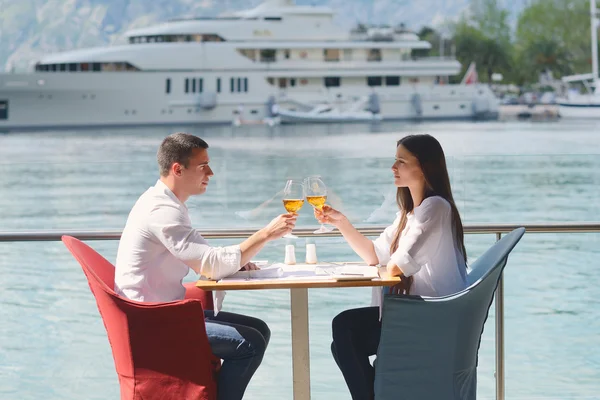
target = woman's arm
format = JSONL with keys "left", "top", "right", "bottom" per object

{"left": 316, "top": 205, "right": 385, "bottom": 266}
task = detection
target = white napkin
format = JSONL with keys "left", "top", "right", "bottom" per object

{"left": 213, "top": 290, "right": 226, "bottom": 316}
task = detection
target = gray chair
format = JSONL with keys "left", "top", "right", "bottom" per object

{"left": 374, "top": 227, "right": 525, "bottom": 400}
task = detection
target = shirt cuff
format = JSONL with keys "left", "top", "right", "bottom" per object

{"left": 219, "top": 245, "right": 242, "bottom": 278}
{"left": 389, "top": 250, "right": 421, "bottom": 277}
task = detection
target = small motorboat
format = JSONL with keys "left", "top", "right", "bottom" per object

{"left": 277, "top": 96, "right": 382, "bottom": 124}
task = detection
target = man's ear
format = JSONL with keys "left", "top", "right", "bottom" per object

{"left": 172, "top": 162, "right": 183, "bottom": 177}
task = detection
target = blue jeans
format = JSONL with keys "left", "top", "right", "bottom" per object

{"left": 204, "top": 311, "right": 271, "bottom": 400}
{"left": 331, "top": 307, "right": 381, "bottom": 400}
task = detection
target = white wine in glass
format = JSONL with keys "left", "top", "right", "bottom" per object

{"left": 282, "top": 180, "right": 305, "bottom": 238}
{"left": 304, "top": 176, "right": 334, "bottom": 234}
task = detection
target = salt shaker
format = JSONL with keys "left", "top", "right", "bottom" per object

{"left": 284, "top": 243, "right": 296, "bottom": 265}
{"left": 305, "top": 238, "right": 318, "bottom": 264}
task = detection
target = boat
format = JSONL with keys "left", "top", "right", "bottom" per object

{"left": 558, "top": 0, "right": 600, "bottom": 118}
{"left": 277, "top": 95, "right": 383, "bottom": 123}
{"left": 0, "top": 0, "right": 499, "bottom": 130}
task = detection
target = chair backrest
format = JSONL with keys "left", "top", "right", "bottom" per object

{"left": 374, "top": 227, "right": 525, "bottom": 399}
{"left": 61, "top": 235, "right": 134, "bottom": 376}
{"left": 62, "top": 235, "right": 116, "bottom": 291}
{"left": 466, "top": 227, "right": 526, "bottom": 287}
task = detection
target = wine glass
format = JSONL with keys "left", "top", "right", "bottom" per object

{"left": 304, "top": 176, "right": 334, "bottom": 234}
{"left": 282, "top": 179, "right": 305, "bottom": 238}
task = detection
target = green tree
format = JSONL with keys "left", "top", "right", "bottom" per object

{"left": 469, "top": 0, "right": 512, "bottom": 47}
{"left": 449, "top": 0, "right": 514, "bottom": 83}
{"left": 515, "top": 0, "right": 595, "bottom": 80}
{"left": 452, "top": 20, "right": 512, "bottom": 83}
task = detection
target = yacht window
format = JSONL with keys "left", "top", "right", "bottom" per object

{"left": 92, "top": 63, "right": 101, "bottom": 72}
{"left": 0, "top": 100, "right": 8, "bottom": 120}
{"left": 367, "top": 48, "right": 382, "bottom": 62}
{"left": 290, "top": 78, "right": 296, "bottom": 87}
{"left": 202, "top": 34, "right": 224, "bottom": 42}
{"left": 80, "top": 63, "right": 89, "bottom": 72}
{"left": 60, "top": 64, "right": 67, "bottom": 72}
{"left": 284, "top": 49, "right": 290, "bottom": 59}
{"left": 264, "top": 17, "right": 282, "bottom": 21}
{"left": 237, "top": 78, "right": 242, "bottom": 92}
{"left": 230, "top": 77, "right": 235, "bottom": 92}
{"left": 166, "top": 78, "right": 171, "bottom": 94}
{"left": 69, "top": 63, "right": 78, "bottom": 72}
{"left": 324, "top": 49, "right": 340, "bottom": 62}
{"left": 409, "top": 77, "right": 420, "bottom": 84}
{"left": 185, "top": 78, "right": 190, "bottom": 93}
{"left": 244, "top": 78, "right": 248, "bottom": 92}
{"left": 192, "top": 78, "right": 197, "bottom": 93}
{"left": 260, "top": 49, "right": 276, "bottom": 62}
{"left": 385, "top": 76, "right": 400, "bottom": 86}
{"left": 148, "top": 37, "right": 156, "bottom": 43}
{"left": 239, "top": 49, "right": 257, "bottom": 61}
{"left": 278, "top": 78, "right": 287, "bottom": 89}
{"left": 267, "top": 78, "right": 275, "bottom": 85}
{"left": 50, "top": 64, "right": 57, "bottom": 72}
{"left": 343, "top": 49, "right": 352, "bottom": 61}
{"left": 324, "top": 77, "right": 340, "bottom": 87}
{"left": 367, "top": 76, "right": 382, "bottom": 86}
{"left": 217, "top": 78, "right": 221, "bottom": 93}
{"left": 198, "top": 78, "right": 203, "bottom": 93}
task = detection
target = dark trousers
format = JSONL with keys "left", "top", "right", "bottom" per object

{"left": 331, "top": 306, "right": 381, "bottom": 400}
{"left": 204, "top": 311, "right": 271, "bottom": 400}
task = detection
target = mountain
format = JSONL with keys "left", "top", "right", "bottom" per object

{"left": 0, "top": 0, "right": 527, "bottom": 72}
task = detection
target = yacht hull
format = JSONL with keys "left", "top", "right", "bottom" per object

{"left": 0, "top": 72, "right": 499, "bottom": 130}
{"left": 558, "top": 103, "right": 600, "bottom": 119}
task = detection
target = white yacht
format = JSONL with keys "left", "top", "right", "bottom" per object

{"left": 558, "top": 0, "right": 600, "bottom": 118}
{"left": 0, "top": 0, "right": 499, "bottom": 130}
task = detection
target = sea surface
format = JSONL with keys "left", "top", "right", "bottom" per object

{"left": 1, "top": 120, "right": 599, "bottom": 399}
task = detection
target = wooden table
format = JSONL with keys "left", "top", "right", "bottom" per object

{"left": 196, "top": 265, "right": 400, "bottom": 400}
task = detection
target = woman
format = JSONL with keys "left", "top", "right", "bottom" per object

{"left": 314, "top": 134, "right": 468, "bottom": 400}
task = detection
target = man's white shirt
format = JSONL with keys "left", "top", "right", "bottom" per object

{"left": 114, "top": 180, "right": 241, "bottom": 302}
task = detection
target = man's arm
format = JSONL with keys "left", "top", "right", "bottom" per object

{"left": 148, "top": 205, "right": 296, "bottom": 279}
{"left": 238, "top": 213, "right": 297, "bottom": 265}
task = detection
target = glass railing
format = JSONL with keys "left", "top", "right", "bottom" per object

{"left": 1, "top": 147, "right": 599, "bottom": 399}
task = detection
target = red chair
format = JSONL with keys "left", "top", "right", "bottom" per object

{"left": 62, "top": 235, "right": 218, "bottom": 400}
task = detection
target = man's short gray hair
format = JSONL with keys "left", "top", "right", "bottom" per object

{"left": 157, "top": 133, "right": 209, "bottom": 176}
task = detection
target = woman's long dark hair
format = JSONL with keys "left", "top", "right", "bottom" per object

{"left": 390, "top": 134, "right": 467, "bottom": 294}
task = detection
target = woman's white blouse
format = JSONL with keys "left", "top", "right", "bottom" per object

{"left": 371, "top": 196, "right": 467, "bottom": 307}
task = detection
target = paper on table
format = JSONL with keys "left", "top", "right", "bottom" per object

{"left": 221, "top": 265, "right": 284, "bottom": 280}
{"left": 320, "top": 264, "right": 379, "bottom": 280}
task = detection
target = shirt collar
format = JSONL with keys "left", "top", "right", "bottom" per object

{"left": 155, "top": 179, "right": 188, "bottom": 210}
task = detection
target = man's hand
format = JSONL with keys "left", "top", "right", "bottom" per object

{"left": 262, "top": 213, "right": 297, "bottom": 241}
{"left": 240, "top": 262, "right": 260, "bottom": 271}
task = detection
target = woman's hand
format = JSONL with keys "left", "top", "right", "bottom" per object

{"left": 386, "top": 261, "right": 403, "bottom": 277}
{"left": 313, "top": 205, "right": 347, "bottom": 227}
{"left": 386, "top": 261, "right": 412, "bottom": 295}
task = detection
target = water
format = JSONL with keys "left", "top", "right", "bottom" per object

{"left": 1, "top": 120, "right": 600, "bottom": 400}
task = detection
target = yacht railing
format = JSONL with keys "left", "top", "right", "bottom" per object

{"left": 2, "top": 221, "right": 599, "bottom": 400}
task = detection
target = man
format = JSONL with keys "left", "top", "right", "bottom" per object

{"left": 115, "top": 132, "right": 296, "bottom": 400}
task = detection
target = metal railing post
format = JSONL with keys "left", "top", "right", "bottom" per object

{"left": 495, "top": 232, "right": 505, "bottom": 400}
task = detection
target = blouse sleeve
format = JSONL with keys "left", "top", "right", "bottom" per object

{"left": 388, "top": 197, "right": 450, "bottom": 277}
{"left": 372, "top": 213, "right": 401, "bottom": 266}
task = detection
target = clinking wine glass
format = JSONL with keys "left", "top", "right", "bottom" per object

{"left": 282, "top": 179, "right": 305, "bottom": 239}
{"left": 304, "top": 176, "right": 334, "bottom": 234}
